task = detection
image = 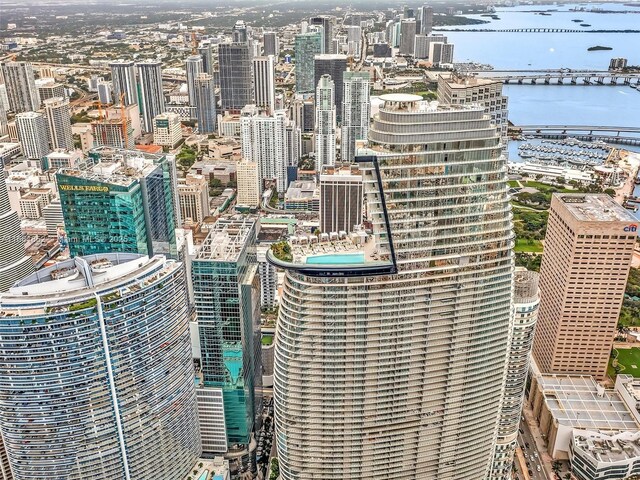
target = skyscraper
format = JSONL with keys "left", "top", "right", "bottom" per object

{"left": 314, "top": 54, "right": 347, "bottom": 122}
{"left": 232, "top": 20, "right": 249, "bottom": 43}
{"left": 1, "top": 62, "right": 39, "bottom": 113}
{"left": 194, "top": 73, "right": 217, "bottom": 134}
{"left": 532, "top": 194, "right": 637, "bottom": 380}
{"left": 399, "top": 19, "right": 417, "bottom": 56}
{"left": 341, "top": 71, "right": 371, "bottom": 162}
{"left": 314, "top": 75, "right": 336, "bottom": 171}
{"left": 198, "top": 42, "right": 214, "bottom": 76}
{"left": 253, "top": 55, "right": 276, "bottom": 113}
{"left": 15, "top": 111, "right": 49, "bottom": 160}
{"left": 0, "top": 253, "right": 201, "bottom": 479}
{"left": 185, "top": 55, "right": 204, "bottom": 107}
{"left": 236, "top": 161, "right": 261, "bottom": 207}
{"left": 309, "top": 16, "right": 333, "bottom": 54}
{"left": 109, "top": 59, "right": 138, "bottom": 106}
{"left": 218, "top": 43, "right": 254, "bottom": 112}
{"left": 419, "top": 5, "right": 434, "bottom": 35}
{"left": 429, "top": 42, "right": 455, "bottom": 65}
{"left": 263, "top": 32, "right": 279, "bottom": 57}
{"left": 153, "top": 112, "right": 182, "bottom": 148}
{"left": 0, "top": 161, "right": 34, "bottom": 292}
{"left": 294, "top": 32, "right": 323, "bottom": 94}
{"left": 97, "top": 81, "right": 113, "bottom": 104}
{"left": 270, "top": 96, "right": 514, "bottom": 479}
{"left": 57, "top": 147, "right": 178, "bottom": 258}
{"left": 177, "top": 173, "right": 210, "bottom": 224}
{"left": 44, "top": 97, "right": 73, "bottom": 151}
{"left": 490, "top": 268, "right": 540, "bottom": 480}
{"left": 136, "top": 61, "right": 166, "bottom": 133}
{"left": 192, "top": 218, "right": 262, "bottom": 451}
{"left": 240, "top": 106, "right": 288, "bottom": 193}
{"left": 319, "top": 164, "right": 363, "bottom": 234}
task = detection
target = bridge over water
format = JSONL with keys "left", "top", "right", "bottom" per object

{"left": 436, "top": 28, "right": 640, "bottom": 33}
{"left": 470, "top": 69, "right": 640, "bottom": 85}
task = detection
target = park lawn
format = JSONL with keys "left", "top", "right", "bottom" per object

{"left": 508, "top": 180, "right": 520, "bottom": 188}
{"left": 523, "top": 181, "right": 573, "bottom": 193}
{"left": 514, "top": 238, "right": 544, "bottom": 253}
{"left": 612, "top": 347, "right": 640, "bottom": 378}
{"left": 261, "top": 335, "right": 274, "bottom": 346}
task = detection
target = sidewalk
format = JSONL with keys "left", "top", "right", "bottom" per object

{"left": 522, "top": 400, "right": 554, "bottom": 480}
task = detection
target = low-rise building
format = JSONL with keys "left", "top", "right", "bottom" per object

{"left": 570, "top": 430, "right": 640, "bottom": 480}
{"left": 284, "top": 180, "right": 319, "bottom": 211}
{"left": 153, "top": 112, "right": 182, "bottom": 148}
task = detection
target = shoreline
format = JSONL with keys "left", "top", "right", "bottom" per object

{"left": 613, "top": 149, "right": 640, "bottom": 204}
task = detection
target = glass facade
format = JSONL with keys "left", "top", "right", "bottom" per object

{"left": 57, "top": 148, "right": 177, "bottom": 259}
{"left": 0, "top": 254, "right": 201, "bottom": 480}
{"left": 273, "top": 99, "right": 515, "bottom": 479}
{"left": 294, "top": 33, "right": 322, "bottom": 94}
{"left": 192, "top": 219, "right": 262, "bottom": 447}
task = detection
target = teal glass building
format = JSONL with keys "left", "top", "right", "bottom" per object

{"left": 192, "top": 218, "right": 262, "bottom": 447}
{"left": 294, "top": 31, "right": 323, "bottom": 94}
{"left": 57, "top": 147, "right": 178, "bottom": 258}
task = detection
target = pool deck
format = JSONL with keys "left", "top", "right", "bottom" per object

{"left": 290, "top": 236, "right": 388, "bottom": 265}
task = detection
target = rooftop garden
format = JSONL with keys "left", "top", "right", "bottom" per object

{"left": 271, "top": 241, "right": 292, "bottom": 262}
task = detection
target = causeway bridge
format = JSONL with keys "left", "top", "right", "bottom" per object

{"left": 512, "top": 125, "right": 640, "bottom": 146}
{"left": 472, "top": 69, "right": 640, "bottom": 85}
{"left": 435, "top": 28, "right": 640, "bottom": 33}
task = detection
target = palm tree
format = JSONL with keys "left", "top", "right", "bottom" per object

{"left": 564, "top": 473, "right": 572, "bottom": 480}
{"left": 552, "top": 460, "right": 562, "bottom": 475}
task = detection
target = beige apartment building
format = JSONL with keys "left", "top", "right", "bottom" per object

{"left": 532, "top": 194, "right": 638, "bottom": 380}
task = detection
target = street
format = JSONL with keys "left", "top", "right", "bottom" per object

{"left": 515, "top": 417, "right": 550, "bottom": 480}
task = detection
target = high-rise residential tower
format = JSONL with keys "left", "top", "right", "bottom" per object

{"left": 0, "top": 253, "right": 201, "bottom": 480}
{"left": 319, "top": 164, "right": 363, "bottom": 234}
{"left": 294, "top": 32, "right": 323, "bottom": 94}
{"left": 198, "top": 42, "right": 214, "bottom": 76}
{"left": 0, "top": 161, "right": 34, "bottom": 292}
{"left": 490, "top": 268, "right": 540, "bottom": 479}
{"left": 263, "top": 32, "right": 279, "bottom": 57}
{"left": 314, "top": 75, "right": 336, "bottom": 171}
{"left": 109, "top": 60, "right": 138, "bottom": 106}
{"left": 270, "top": 96, "right": 514, "bottom": 479}
{"left": 44, "top": 97, "right": 73, "bottom": 151}
{"left": 309, "top": 16, "right": 333, "bottom": 54}
{"left": 1, "top": 62, "right": 39, "bottom": 113}
{"left": 218, "top": 43, "right": 254, "bottom": 112}
{"left": 194, "top": 73, "right": 217, "bottom": 134}
{"left": 399, "top": 19, "right": 417, "bottom": 55}
{"left": 192, "top": 218, "right": 262, "bottom": 452}
{"left": 253, "top": 55, "right": 276, "bottom": 113}
{"left": 15, "top": 112, "right": 49, "bottom": 160}
{"left": 136, "top": 61, "right": 166, "bottom": 132}
{"left": 532, "top": 194, "right": 637, "bottom": 380}
{"left": 314, "top": 54, "right": 348, "bottom": 122}
{"left": 57, "top": 147, "right": 178, "bottom": 258}
{"left": 185, "top": 55, "right": 204, "bottom": 107}
{"left": 240, "top": 106, "right": 288, "bottom": 193}
{"left": 236, "top": 161, "right": 261, "bottom": 207}
{"left": 419, "top": 5, "right": 434, "bottom": 35}
{"left": 341, "top": 71, "right": 371, "bottom": 162}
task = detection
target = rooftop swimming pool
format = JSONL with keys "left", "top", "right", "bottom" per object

{"left": 198, "top": 470, "right": 209, "bottom": 480}
{"left": 305, "top": 253, "right": 365, "bottom": 265}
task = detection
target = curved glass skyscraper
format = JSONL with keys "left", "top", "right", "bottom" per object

{"left": 271, "top": 95, "right": 515, "bottom": 479}
{"left": 0, "top": 253, "right": 201, "bottom": 479}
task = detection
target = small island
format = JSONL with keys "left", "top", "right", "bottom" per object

{"left": 587, "top": 45, "right": 613, "bottom": 51}
{"left": 580, "top": 23, "right": 592, "bottom": 27}
{"left": 572, "top": 19, "right": 584, "bottom": 22}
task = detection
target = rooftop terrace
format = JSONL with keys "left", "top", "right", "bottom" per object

{"left": 573, "top": 430, "right": 640, "bottom": 464}
{"left": 557, "top": 193, "right": 637, "bottom": 223}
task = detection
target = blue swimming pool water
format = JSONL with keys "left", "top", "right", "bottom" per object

{"left": 306, "top": 253, "right": 365, "bottom": 265}
{"left": 198, "top": 470, "right": 209, "bottom": 480}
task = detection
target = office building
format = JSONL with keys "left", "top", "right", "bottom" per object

{"left": 571, "top": 431, "right": 640, "bottom": 480}
{"left": 57, "top": 147, "right": 178, "bottom": 258}
{"left": 36, "top": 80, "right": 65, "bottom": 103}
{"left": 0, "top": 161, "right": 34, "bottom": 292}
{"left": 45, "top": 149, "right": 83, "bottom": 169}
{"left": 236, "top": 160, "right": 261, "bottom": 207}
{"left": 263, "top": 32, "right": 279, "bottom": 57}
{"left": 240, "top": 106, "right": 288, "bottom": 193}
{"left": 177, "top": 173, "right": 209, "bottom": 224}
{"left": 532, "top": 194, "right": 637, "bottom": 380}
{"left": 195, "top": 383, "right": 228, "bottom": 454}
{"left": 490, "top": 269, "right": 540, "bottom": 479}
{"left": 192, "top": 218, "right": 262, "bottom": 450}
{"left": 294, "top": 32, "right": 323, "bottom": 94}
{"left": 0, "top": 253, "right": 201, "bottom": 479}
{"left": 289, "top": 95, "right": 315, "bottom": 133}
{"left": 194, "top": 73, "right": 217, "bottom": 134}
{"left": 92, "top": 118, "right": 134, "bottom": 150}
{"left": 185, "top": 55, "right": 203, "bottom": 107}
{"left": 309, "top": 16, "right": 333, "bottom": 54}
{"left": 314, "top": 75, "right": 336, "bottom": 171}
{"left": 271, "top": 96, "right": 514, "bottom": 479}
{"left": 198, "top": 42, "right": 214, "bottom": 76}
{"left": 419, "top": 5, "right": 434, "bottom": 34}
{"left": 43, "top": 198, "right": 64, "bottom": 237}
{"left": 232, "top": 20, "right": 249, "bottom": 43}
{"left": 1, "top": 62, "right": 39, "bottom": 113}
{"left": 137, "top": 61, "right": 166, "bottom": 133}
{"left": 399, "top": 19, "right": 417, "bottom": 56}
{"left": 319, "top": 164, "right": 363, "bottom": 234}
{"left": 153, "top": 112, "right": 182, "bottom": 148}
{"left": 314, "top": 54, "right": 347, "bottom": 122}
{"left": 256, "top": 245, "right": 277, "bottom": 309}
{"left": 97, "top": 81, "right": 112, "bottom": 104}
{"left": 253, "top": 55, "right": 276, "bottom": 113}
{"left": 218, "top": 43, "right": 254, "bottom": 112}
{"left": 341, "top": 71, "right": 370, "bottom": 162}
{"left": 109, "top": 59, "right": 137, "bottom": 106}
{"left": 429, "top": 42, "right": 455, "bottom": 65}
{"left": 44, "top": 97, "right": 73, "bottom": 151}
{"left": 437, "top": 74, "right": 509, "bottom": 149}
{"left": 15, "top": 112, "right": 49, "bottom": 160}
{"left": 284, "top": 180, "right": 319, "bottom": 211}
